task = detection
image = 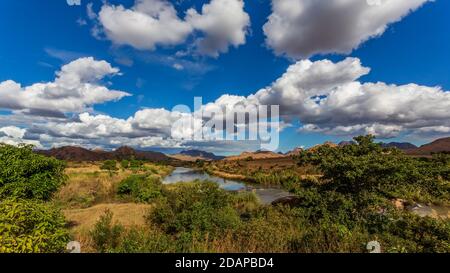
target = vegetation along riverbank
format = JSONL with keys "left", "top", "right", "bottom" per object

{"left": 0, "top": 135, "right": 449, "bottom": 253}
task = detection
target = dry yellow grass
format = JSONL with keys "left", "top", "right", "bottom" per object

{"left": 55, "top": 167, "right": 132, "bottom": 208}
{"left": 54, "top": 162, "right": 173, "bottom": 209}
{"left": 51, "top": 162, "right": 174, "bottom": 252}
{"left": 64, "top": 203, "right": 152, "bottom": 231}
{"left": 63, "top": 203, "right": 152, "bottom": 253}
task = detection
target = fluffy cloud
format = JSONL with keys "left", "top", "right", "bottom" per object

{"left": 31, "top": 109, "right": 204, "bottom": 148}
{"left": 98, "top": 0, "right": 193, "bottom": 50}
{"left": 263, "top": 0, "right": 431, "bottom": 58}
{"left": 251, "top": 58, "right": 450, "bottom": 138}
{"left": 0, "top": 126, "right": 42, "bottom": 147}
{"left": 0, "top": 57, "right": 130, "bottom": 117}
{"left": 95, "top": 0, "right": 250, "bottom": 57}
{"left": 2, "top": 56, "right": 449, "bottom": 151}
{"left": 252, "top": 58, "right": 370, "bottom": 117}
{"left": 186, "top": 0, "right": 250, "bottom": 57}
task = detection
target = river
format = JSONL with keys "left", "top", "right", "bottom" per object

{"left": 163, "top": 167, "right": 295, "bottom": 205}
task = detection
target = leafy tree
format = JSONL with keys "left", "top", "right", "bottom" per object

{"left": 90, "top": 210, "right": 124, "bottom": 253}
{"left": 149, "top": 182, "right": 241, "bottom": 235}
{"left": 0, "top": 144, "right": 66, "bottom": 200}
{"left": 0, "top": 198, "right": 70, "bottom": 253}
{"left": 120, "top": 160, "right": 130, "bottom": 169}
{"left": 100, "top": 160, "right": 118, "bottom": 172}
{"left": 117, "top": 175, "right": 162, "bottom": 203}
{"left": 129, "top": 159, "right": 144, "bottom": 170}
{"left": 297, "top": 135, "right": 449, "bottom": 202}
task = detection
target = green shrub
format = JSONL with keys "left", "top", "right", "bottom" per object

{"left": 297, "top": 135, "right": 450, "bottom": 203}
{"left": 0, "top": 198, "right": 70, "bottom": 253}
{"left": 0, "top": 144, "right": 66, "bottom": 200}
{"left": 113, "top": 228, "right": 176, "bottom": 253}
{"left": 100, "top": 160, "right": 118, "bottom": 171}
{"left": 120, "top": 160, "right": 130, "bottom": 169}
{"left": 149, "top": 182, "right": 241, "bottom": 235}
{"left": 367, "top": 211, "right": 450, "bottom": 253}
{"left": 117, "top": 175, "right": 162, "bottom": 203}
{"left": 130, "top": 160, "right": 144, "bottom": 170}
{"left": 89, "top": 209, "right": 124, "bottom": 253}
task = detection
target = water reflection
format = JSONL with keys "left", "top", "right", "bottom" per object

{"left": 163, "top": 167, "right": 246, "bottom": 191}
{"left": 163, "top": 167, "right": 294, "bottom": 204}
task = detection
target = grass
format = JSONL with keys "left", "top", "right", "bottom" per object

{"left": 63, "top": 203, "right": 153, "bottom": 252}
{"left": 51, "top": 161, "right": 173, "bottom": 252}
{"left": 203, "top": 157, "right": 321, "bottom": 186}
{"left": 53, "top": 156, "right": 450, "bottom": 253}
{"left": 53, "top": 163, "right": 173, "bottom": 209}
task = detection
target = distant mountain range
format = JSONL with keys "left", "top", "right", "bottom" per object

{"left": 169, "top": 150, "right": 225, "bottom": 161}
{"left": 380, "top": 142, "right": 418, "bottom": 150}
{"left": 224, "top": 150, "right": 285, "bottom": 161}
{"left": 340, "top": 137, "right": 450, "bottom": 155}
{"left": 405, "top": 137, "right": 450, "bottom": 156}
{"left": 36, "top": 146, "right": 169, "bottom": 162}
{"left": 35, "top": 137, "right": 450, "bottom": 162}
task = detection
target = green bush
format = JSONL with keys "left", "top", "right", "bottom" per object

{"left": 0, "top": 144, "right": 66, "bottom": 200}
{"left": 149, "top": 182, "right": 241, "bottom": 235}
{"left": 89, "top": 209, "right": 124, "bottom": 253}
{"left": 120, "top": 160, "right": 130, "bottom": 169}
{"left": 0, "top": 198, "right": 70, "bottom": 253}
{"left": 117, "top": 175, "right": 162, "bottom": 203}
{"left": 100, "top": 160, "right": 118, "bottom": 171}
{"left": 130, "top": 160, "right": 144, "bottom": 170}
{"left": 297, "top": 135, "right": 450, "bottom": 203}
{"left": 112, "top": 228, "right": 176, "bottom": 253}
{"left": 367, "top": 211, "right": 450, "bottom": 253}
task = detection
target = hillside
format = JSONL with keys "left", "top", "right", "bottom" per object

{"left": 406, "top": 137, "right": 450, "bottom": 156}
{"left": 286, "top": 147, "right": 304, "bottom": 157}
{"left": 169, "top": 150, "right": 225, "bottom": 161}
{"left": 37, "top": 146, "right": 107, "bottom": 161}
{"left": 36, "top": 146, "right": 169, "bottom": 162}
{"left": 225, "top": 150, "right": 286, "bottom": 161}
{"left": 381, "top": 142, "right": 418, "bottom": 150}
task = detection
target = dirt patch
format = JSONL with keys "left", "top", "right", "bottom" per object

{"left": 64, "top": 203, "right": 152, "bottom": 232}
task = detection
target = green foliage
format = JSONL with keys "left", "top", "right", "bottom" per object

{"left": 100, "top": 160, "right": 118, "bottom": 171}
{"left": 288, "top": 135, "right": 450, "bottom": 252}
{"left": 117, "top": 174, "right": 162, "bottom": 203}
{"left": 297, "top": 135, "right": 450, "bottom": 203}
{"left": 89, "top": 209, "right": 124, "bottom": 253}
{"left": 113, "top": 228, "right": 176, "bottom": 253}
{"left": 0, "top": 144, "right": 66, "bottom": 200}
{"left": 195, "top": 159, "right": 205, "bottom": 168}
{"left": 368, "top": 211, "right": 450, "bottom": 253}
{"left": 89, "top": 210, "right": 175, "bottom": 253}
{"left": 130, "top": 159, "right": 144, "bottom": 170}
{"left": 0, "top": 198, "right": 70, "bottom": 253}
{"left": 252, "top": 169, "right": 302, "bottom": 187}
{"left": 120, "top": 160, "right": 130, "bottom": 169}
{"left": 149, "top": 182, "right": 241, "bottom": 235}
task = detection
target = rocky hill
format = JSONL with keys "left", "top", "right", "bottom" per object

{"left": 381, "top": 142, "right": 417, "bottom": 150}
{"left": 405, "top": 137, "right": 450, "bottom": 156}
{"left": 36, "top": 146, "right": 169, "bottom": 162}
{"left": 169, "top": 150, "right": 225, "bottom": 161}
{"left": 225, "top": 150, "right": 285, "bottom": 161}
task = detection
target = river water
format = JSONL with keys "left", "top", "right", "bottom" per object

{"left": 163, "top": 167, "right": 294, "bottom": 204}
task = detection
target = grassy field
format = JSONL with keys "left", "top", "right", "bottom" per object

{"left": 202, "top": 157, "right": 321, "bottom": 186}
{"left": 2, "top": 140, "right": 449, "bottom": 253}
{"left": 51, "top": 162, "right": 172, "bottom": 251}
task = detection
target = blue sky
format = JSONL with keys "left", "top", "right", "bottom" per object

{"left": 0, "top": 0, "right": 449, "bottom": 154}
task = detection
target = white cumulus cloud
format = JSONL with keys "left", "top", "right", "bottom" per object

{"left": 263, "top": 0, "right": 431, "bottom": 59}
{"left": 0, "top": 57, "right": 131, "bottom": 117}
{"left": 95, "top": 0, "right": 250, "bottom": 57}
